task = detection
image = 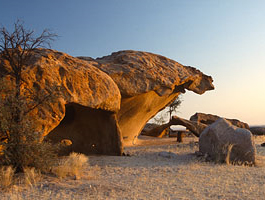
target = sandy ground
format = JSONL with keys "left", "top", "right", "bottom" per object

{"left": 1, "top": 135, "right": 265, "bottom": 200}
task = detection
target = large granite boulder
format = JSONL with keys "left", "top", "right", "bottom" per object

{"left": 190, "top": 112, "right": 249, "bottom": 129}
{"left": 80, "top": 50, "right": 215, "bottom": 145}
{"left": 0, "top": 49, "right": 123, "bottom": 155}
{"left": 199, "top": 118, "right": 256, "bottom": 164}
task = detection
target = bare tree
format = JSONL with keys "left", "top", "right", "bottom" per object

{"left": 166, "top": 97, "right": 182, "bottom": 136}
{"left": 167, "top": 97, "right": 182, "bottom": 121}
{"left": 0, "top": 20, "right": 57, "bottom": 122}
{"left": 0, "top": 20, "right": 59, "bottom": 172}
{"left": 153, "top": 96, "right": 182, "bottom": 125}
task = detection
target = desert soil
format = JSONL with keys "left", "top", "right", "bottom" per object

{"left": 1, "top": 135, "right": 265, "bottom": 200}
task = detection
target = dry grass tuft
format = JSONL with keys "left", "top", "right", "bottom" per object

{"left": 0, "top": 166, "right": 15, "bottom": 189}
{"left": 23, "top": 167, "right": 42, "bottom": 187}
{"left": 208, "top": 143, "right": 256, "bottom": 166}
{"left": 224, "top": 144, "right": 234, "bottom": 165}
{"left": 52, "top": 152, "right": 88, "bottom": 179}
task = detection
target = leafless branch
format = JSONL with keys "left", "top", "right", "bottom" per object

{"left": 0, "top": 19, "right": 58, "bottom": 133}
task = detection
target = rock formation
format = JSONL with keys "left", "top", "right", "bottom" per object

{"left": 1, "top": 48, "right": 215, "bottom": 154}
{"left": 190, "top": 112, "right": 249, "bottom": 129}
{"left": 141, "top": 123, "right": 170, "bottom": 138}
{"left": 170, "top": 116, "right": 207, "bottom": 137}
{"left": 141, "top": 115, "right": 207, "bottom": 138}
{"left": 249, "top": 126, "right": 265, "bottom": 135}
{"left": 0, "top": 49, "right": 123, "bottom": 155}
{"left": 80, "top": 50, "right": 214, "bottom": 145}
{"left": 147, "top": 114, "right": 249, "bottom": 139}
{"left": 199, "top": 118, "right": 256, "bottom": 164}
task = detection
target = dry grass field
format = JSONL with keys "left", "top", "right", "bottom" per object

{"left": 0, "top": 135, "right": 264, "bottom": 200}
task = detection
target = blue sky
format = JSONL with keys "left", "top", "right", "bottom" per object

{"left": 1, "top": 0, "right": 264, "bottom": 125}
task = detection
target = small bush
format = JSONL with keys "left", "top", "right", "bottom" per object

{"left": 0, "top": 166, "right": 15, "bottom": 189}
{"left": 52, "top": 152, "right": 88, "bottom": 179}
{"left": 0, "top": 125, "right": 60, "bottom": 173}
{"left": 0, "top": 81, "right": 60, "bottom": 173}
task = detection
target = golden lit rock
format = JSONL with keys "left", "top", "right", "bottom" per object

{"left": 81, "top": 50, "right": 214, "bottom": 145}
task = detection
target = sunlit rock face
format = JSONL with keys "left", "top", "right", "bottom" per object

{"left": 0, "top": 49, "right": 123, "bottom": 155}
{"left": 1, "top": 48, "right": 215, "bottom": 153}
{"left": 80, "top": 50, "right": 215, "bottom": 145}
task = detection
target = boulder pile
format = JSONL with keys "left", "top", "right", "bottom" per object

{"left": 1, "top": 49, "right": 215, "bottom": 154}
{"left": 1, "top": 49, "right": 123, "bottom": 155}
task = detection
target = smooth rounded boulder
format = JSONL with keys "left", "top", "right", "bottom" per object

{"left": 199, "top": 118, "right": 256, "bottom": 164}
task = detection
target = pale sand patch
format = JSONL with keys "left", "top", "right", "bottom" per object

{"left": 0, "top": 135, "right": 264, "bottom": 200}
